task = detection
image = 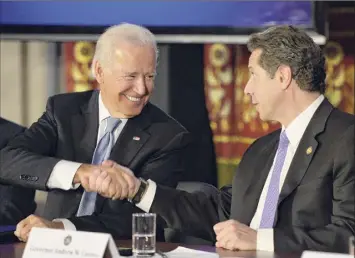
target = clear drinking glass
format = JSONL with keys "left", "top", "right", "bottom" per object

{"left": 132, "top": 213, "right": 156, "bottom": 257}
{"left": 349, "top": 236, "right": 354, "bottom": 255}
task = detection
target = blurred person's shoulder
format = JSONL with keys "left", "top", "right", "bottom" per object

{"left": 0, "top": 117, "right": 25, "bottom": 149}
{"left": 0, "top": 117, "right": 25, "bottom": 132}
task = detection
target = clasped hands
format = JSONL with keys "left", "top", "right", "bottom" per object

{"left": 74, "top": 160, "right": 141, "bottom": 200}
{"left": 77, "top": 160, "right": 258, "bottom": 251}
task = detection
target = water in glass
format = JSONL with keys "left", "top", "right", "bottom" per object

{"left": 132, "top": 213, "right": 156, "bottom": 256}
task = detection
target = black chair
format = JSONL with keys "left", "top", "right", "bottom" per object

{"left": 164, "top": 181, "right": 223, "bottom": 245}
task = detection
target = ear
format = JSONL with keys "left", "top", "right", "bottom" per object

{"left": 93, "top": 60, "right": 104, "bottom": 84}
{"left": 277, "top": 65, "right": 292, "bottom": 90}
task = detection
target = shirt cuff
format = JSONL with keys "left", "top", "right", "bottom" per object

{"left": 52, "top": 218, "right": 77, "bottom": 231}
{"left": 256, "top": 228, "right": 274, "bottom": 252}
{"left": 136, "top": 179, "right": 157, "bottom": 212}
{"left": 47, "top": 160, "right": 82, "bottom": 190}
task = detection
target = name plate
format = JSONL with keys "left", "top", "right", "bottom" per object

{"left": 301, "top": 251, "right": 352, "bottom": 258}
{"left": 23, "top": 228, "right": 120, "bottom": 258}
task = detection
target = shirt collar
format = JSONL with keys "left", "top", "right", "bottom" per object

{"left": 283, "top": 95, "right": 324, "bottom": 148}
{"left": 98, "top": 92, "right": 128, "bottom": 124}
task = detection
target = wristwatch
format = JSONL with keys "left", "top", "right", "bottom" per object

{"left": 131, "top": 178, "right": 149, "bottom": 204}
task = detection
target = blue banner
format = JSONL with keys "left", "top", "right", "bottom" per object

{"left": 0, "top": 1, "right": 313, "bottom": 28}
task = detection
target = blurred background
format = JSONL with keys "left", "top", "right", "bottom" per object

{"left": 0, "top": 1, "right": 354, "bottom": 213}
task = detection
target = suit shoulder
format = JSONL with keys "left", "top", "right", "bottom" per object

{"left": 328, "top": 108, "right": 354, "bottom": 129}
{"left": 145, "top": 103, "right": 188, "bottom": 134}
{"left": 50, "top": 90, "right": 94, "bottom": 105}
{"left": 323, "top": 108, "right": 355, "bottom": 143}
{"left": 48, "top": 90, "right": 95, "bottom": 113}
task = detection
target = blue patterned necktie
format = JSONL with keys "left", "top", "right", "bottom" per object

{"left": 259, "top": 131, "right": 289, "bottom": 228}
{"left": 76, "top": 117, "right": 121, "bottom": 217}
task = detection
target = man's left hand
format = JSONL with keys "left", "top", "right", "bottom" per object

{"left": 14, "top": 215, "right": 64, "bottom": 242}
{"left": 213, "top": 219, "right": 257, "bottom": 251}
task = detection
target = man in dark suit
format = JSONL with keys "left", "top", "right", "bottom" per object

{"left": 0, "top": 117, "right": 37, "bottom": 225}
{"left": 89, "top": 26, "right": 354, "bottom": 253}
{"left": 0, "top": 23, "right": 190, "bottom": 242}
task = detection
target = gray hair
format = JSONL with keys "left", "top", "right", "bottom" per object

{"left": 91, "top": 23, "right": 158, "bottom": 76}
{"left": 247, "top": 25, "right": 326, "bottom": 93}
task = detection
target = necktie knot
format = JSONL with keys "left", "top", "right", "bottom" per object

{"left": 105, "top": 117, "right": 121, "bottom": 133}
{"left": 279, "top": 131, "right": 289, "bottom": 148}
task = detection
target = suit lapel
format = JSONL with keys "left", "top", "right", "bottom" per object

{"left": 109, "top": 104, "right": 152, "bottom": 167}
{"left": 232, "top": 132, "right": 279, "bottom": 224}
{"left": 277, "top": 99, "right": 333, "bottom": 206}
{"left": 71, "top": 91, "right": 99, "bottom": 164}
{"left": 109, "top": 114, "right": 150, "bottom": 168}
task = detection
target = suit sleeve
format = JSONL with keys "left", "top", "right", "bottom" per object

{"left": 0, "top": 97, "right": 61, "bottom": 190}
{"left": 274, "top": 125, "right": 355, "bottom": 253}
{"left": 67, "top": 130, "right": 194, "bottom": 239}
{"left": 0, "top": 185, "right": 37, "bottom": 225}
{"left": 149, "top": 185, "right": 221, "bottom": 242}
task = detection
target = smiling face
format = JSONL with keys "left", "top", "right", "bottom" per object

{"left": 95, "top": 41, "right": 156, "bottom": 118}
{"left": 244, "top": 48, "right": 284, "bottom": 122}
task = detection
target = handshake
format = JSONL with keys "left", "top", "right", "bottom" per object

{"left": 73, "top": 160, "right": 141, "bottom": 200}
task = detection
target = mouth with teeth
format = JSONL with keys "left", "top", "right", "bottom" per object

{"left": 124, "top": 94, "right": 143, "bottom": 103}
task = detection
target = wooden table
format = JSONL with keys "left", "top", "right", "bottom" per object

{"left": 0, "top": 239, "right": 301, "bottom": 257}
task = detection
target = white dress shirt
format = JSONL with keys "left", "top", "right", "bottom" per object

{"left": 50, "top": 92, "right": 128, "bottom": 230}
{"left": 137, "top": 95, "right": 325, "bottom": 251}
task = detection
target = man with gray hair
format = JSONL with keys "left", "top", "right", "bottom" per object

{"left": 88, "top": 26, "right": 354, "bottom": 253}
{"left": 0, "top": 23, "right": 191, "bottom": 242}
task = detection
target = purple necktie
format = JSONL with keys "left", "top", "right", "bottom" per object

{"left": 259, "top": 131, "right": 289, "bottom": 228}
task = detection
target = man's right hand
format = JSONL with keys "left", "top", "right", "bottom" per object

{"left": 73, "top": 164, "right": 99, "bottom": 191}
{"left": 88, "top": 160, "right": 140, "bottom": 200}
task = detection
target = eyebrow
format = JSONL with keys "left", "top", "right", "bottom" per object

{"left": 124, "top": 72, "right": 138, "bottom": 76}
{"left": 124, "top": 72, "right": 156, "bottom": 76}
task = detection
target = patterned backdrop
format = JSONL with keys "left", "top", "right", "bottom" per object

{"left": 63, "top": 41, "right": 98, "bottom": 92}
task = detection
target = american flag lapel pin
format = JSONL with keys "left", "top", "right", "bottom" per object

{"left": 133, "top": 136, "right": 140, "bottom": 141}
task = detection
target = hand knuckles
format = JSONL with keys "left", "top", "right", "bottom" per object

{"left": 28, "top": 214, "right": 36, "bottom": 220}
{"left": 122, "top": 185, "right": 129, "bottom": 193}
{"left": 220, "top": 240, "right": 227, "bottom": 248}
{"left": 236, "top": 232, "right": 242, "bottom": 240}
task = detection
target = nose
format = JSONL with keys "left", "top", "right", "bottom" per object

{"left": 244, "top": 79, "right": 252, "bottom": 96}
{"left": 134, "top": 77, "right": 148, "bottom": 96}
